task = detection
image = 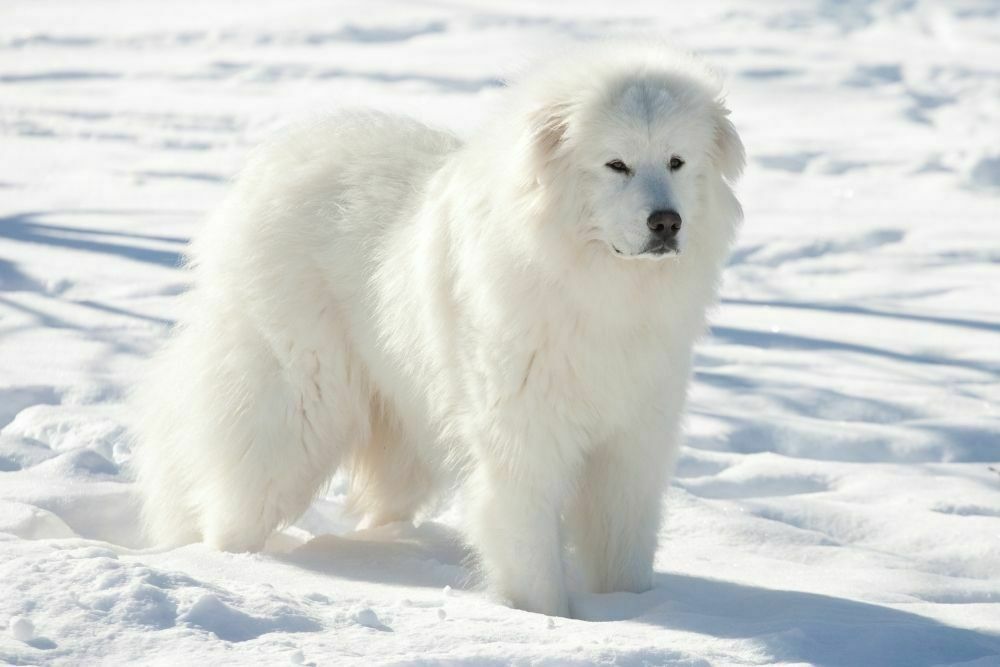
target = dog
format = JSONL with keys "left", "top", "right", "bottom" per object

{"left": 132, "top": 42, "right": 744, "bottom": 617}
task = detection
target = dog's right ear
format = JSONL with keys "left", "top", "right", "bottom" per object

{"left": 528, "top": 102, "right": 571, "bottom": 181}
{"left": 713, "top": 104, "right": 745, "bottom": 184}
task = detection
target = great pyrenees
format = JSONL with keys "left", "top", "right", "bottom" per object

{"left": 133, "top": 42, "right": 744, "bottom": 617}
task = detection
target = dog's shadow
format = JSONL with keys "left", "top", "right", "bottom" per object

{"left": 273, "top": 524, "right": 1000, "bottom": 665}
{"left": 274, "top": 521, "right": 474, "bottom": 590}
{"left": 572, "top": 573, "right": 1000, "bottom": 666}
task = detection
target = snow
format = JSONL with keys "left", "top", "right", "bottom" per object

{"left": 1, "top": 0, "right": 999, "bottom": 664}
{"left": 8, "top": 617, "right": 34, "bottom": 643}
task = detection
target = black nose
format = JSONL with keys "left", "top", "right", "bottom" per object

{"left": 647, "top": 209, "right": 682, "bottom": 240}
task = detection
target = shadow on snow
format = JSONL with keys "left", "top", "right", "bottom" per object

{"left": 574, "top": 572, "right": 1000, "bottom": 667}
{"left": 0, "top": 210, "right": 188, "bottom": 267}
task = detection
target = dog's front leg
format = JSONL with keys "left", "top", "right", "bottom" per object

{"left": 566, "top": 426, "right": 676, "bottom": 594}
{"left": 465, "top": 444, "right": 578, "bottom": 617}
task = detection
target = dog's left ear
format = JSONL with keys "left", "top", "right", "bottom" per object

{"left": 713, "top": 103, "right": 745, "bottom": 183}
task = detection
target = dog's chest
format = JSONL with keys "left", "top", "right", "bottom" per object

{"left": 501, "top": 321, "right": 675, "bottom": 439}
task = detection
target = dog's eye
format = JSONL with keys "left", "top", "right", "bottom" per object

{"left": 605, "top": 159, "right": 630, "bottom": 174}
{"left": 669, "top": 156, "right": 685, "bottom": 171}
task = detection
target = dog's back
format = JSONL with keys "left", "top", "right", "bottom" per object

{"left": 199, "top": 112, "right": 460, "bottom": 286}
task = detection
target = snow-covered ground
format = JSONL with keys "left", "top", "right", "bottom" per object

{"left": 2, "top": 0, "right": 999, "bottom": 664}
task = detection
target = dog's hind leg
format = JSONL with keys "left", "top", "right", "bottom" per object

{"left": 134, "top": 304, "right": 367, "bottom": 552}
{"left": 345, "top": 399, "right": 434, "bottom": 529}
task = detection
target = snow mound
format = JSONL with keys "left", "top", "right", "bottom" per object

{"left": 179, "top": 594, "right": 321, "bottom": 642}
{"left": 967, "top": 153, "right": 1000, "bottom": 190}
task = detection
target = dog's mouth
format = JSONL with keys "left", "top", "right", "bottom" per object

{"left": 643, "top": 241, "right": 679, "bottom": 257}
{"left": 610, "top": 241, "right": 680, "bottom": 260}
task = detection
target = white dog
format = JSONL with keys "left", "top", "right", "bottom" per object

{"left": 132, "top": 42, "right": 744, "bottom": 617}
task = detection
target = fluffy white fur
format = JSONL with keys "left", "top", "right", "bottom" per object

{"left": 132, "top": 43, "right": 744, "bottom": 617}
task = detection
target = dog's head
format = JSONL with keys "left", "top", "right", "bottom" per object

{"left": 524, "top": 48, "right": 744, "bottom": 261}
